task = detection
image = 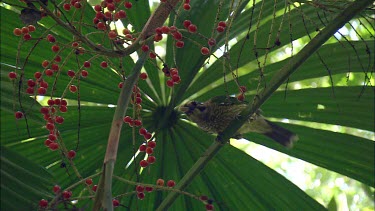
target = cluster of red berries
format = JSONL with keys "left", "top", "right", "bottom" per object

{"left": 183, "top": 0, "right": 191, "bottom": 10}
{"left": 156, "top": 178, "right": 176, "bottom": 187}
{"left": 199, "top": 195, "right": 215, "bottom": 210}
{"left": 237, "top": 85, "right": 247, "bottom": 102}
{"left": 92, "top": 0, "right": 132, "bottom": 43}
{"left": 138, "top": 139, "right": 156, "bottom": 167}
{"left": 135, "top": 184, "right": 153, "bottom": 200}
{"left": 161, "top": 67, "right": 181, "bottom": 88}
{"left": 13, "top": 25, "right": 36, "bottom": 40}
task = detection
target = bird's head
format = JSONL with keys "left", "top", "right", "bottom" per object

{"left": 179, "top": 101, "right": 208, "bottom": 118}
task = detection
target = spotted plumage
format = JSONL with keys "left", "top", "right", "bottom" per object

{"left": 180, "top": 96, "right": 298, "bottom": 148}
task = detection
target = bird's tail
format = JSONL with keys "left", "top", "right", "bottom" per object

{"left": 263, "top": 120, "right": 298, "bottom": 148}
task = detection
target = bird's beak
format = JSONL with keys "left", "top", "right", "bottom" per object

{"left": 179, "top": 105, "right": 190, "bottom": 114}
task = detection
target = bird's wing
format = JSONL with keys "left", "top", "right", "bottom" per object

{"left": 208, "top": 96, "right": 249, "bottom": 106}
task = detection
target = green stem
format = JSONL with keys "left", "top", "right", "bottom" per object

{"left": 156, "top": 0, "right": 373, "bottom": 209}
{"left": 93, "top": 52, "right": 148, "bottom": 211}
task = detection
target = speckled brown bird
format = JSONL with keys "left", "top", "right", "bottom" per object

{"left": 179, "top": 96, "right": 298, "bottom": 148}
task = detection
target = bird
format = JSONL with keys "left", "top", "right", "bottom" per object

{"left": 179, "top": 96, "right": 298, "bottom": 148}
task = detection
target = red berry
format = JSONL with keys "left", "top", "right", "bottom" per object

{"left": 53, "top": 185, "right": 61, "bottom": 193}
{"left": 67, "top": 150, "right": 76, "bottom": 159}
{"left": 154, "top": 34, "right": 163, "bottom": 42}
{"left": 172, "top": 31, "right": 182, "bottom": 40}
{"left": 74, "top": 2, "right": 82, "bottom": 8}
{"left": 239, "top": 85, "right": 247, "bottom": 93}
{"left": 201, "top": 47, "right": 210, "bottom": 55}
{"left": 39, "top": 199, "right": 48, "bottom": 208}
{"left": 100, "top": 61, "right": 108, "bottom": 68}
{"left": 63, "top": 3, "right": 71, "bottom": 11}
{"left": 156, "top": 178, "right": 164, "bottom": 186}
{"left": 92, "top": 185, "right": 98, "bottom": 192}
{"left": 48, "top": 134, "right": 57, "bottom": 141}
{"left": 83, "top": 61, "right": 91, "bottom": 68}
{"left": 28, "top": 25, "right": 36, "bottom": 32}
{"left": 8, "top": 72, "right": 17, "bottom": 79}
{"left": 144, "top": 132, "right": 152, "bottom": 140}
{"left": 85, "top": 178, "right": 93, "bottom": 185}
{"left": 218, "top": 21, "right": 227, "bottom": 28}
{"left": 161, "top": 26, "right": 170, "bottom": 34}
{"left": 139, "top": 72, "right": 148, "bottom": 80}
{"left": 135, "top": 97, "right": 142, "bottom": 104}
{"left": 145, "top": 186, "right": 153, "bottom": 192}
{"left": 134, "top": 119, "right": 142, "bottom": 126}
{"left": 55, "top": 116, "right": 64, "bottom": 124}
{"left": 200, "top": 195, "right": 208, "bottom": 201}
{"left": 45, "top": 69, "right": 53, "bottom": 77}
{"left": 170, "top": 68, "right": 178, "bottom": 75}
{"left": 61, "top": 99, "right": 67, "bottom": 106}
{"left": 40, "top": 81, "right": 49, "bottom": 88}
{"left": 183, "top": 20, "right": 191, "bottom": 28}
{"left": 208, "top": 38, "right": 216, "bottom": 46}
{"left": 172, "top": 75, "right": 181, "bottom": 83}
{"left": 21, "top": 27, "right": 29, "bottom": 34}
{"left": 42, "top": 60, "right": 49, "bottom": 68}
{"left": 183, "top": 3, "right": 191, "bottom": 10}
{"left": 216, "top": 26, "right": 225, "bottom": 33}
{"left": 67, "top": 70, "right": 75, "bottom": 78}
{"left": 206, "top": 204, "right": 214, "bottom": 210}
{"left": 139, "top": 128, "right": 147, "bottom": 135}
{"left": 176, "top": 41, "right": 184, "bottom": 48}
{"left": 94, "top": 4, "right": 102, "bottom": 11}
{"left": 23, "top": 33, "right": 31, "bottom": 40}
{"left": 137, "top": 192, "right": 145, "bottom": 200}
{"left": 139, "top": 144, "right": 146, "bottom": 152}
{"left": 97, "top": 22, "right": 106, "bottom": 30}
{"left": 237, "top": 93, "right": 245, "bottom": 102}
{"left": 81, "top": 70, "right": 88, "bottom": 77}
{"left": 51, "top": 64, "right": 59, "bottom": 72}
{"left": 140, "top": 160, "right": 148, "bottom": 167}
{"left": 54, "top": 55, "right": 62, "bottom": 63}
{"left": 149, "top": 52, "right": 156, "bottom": 59}
{"left": 34, "top": 71, "right": 42, "bottom": 79}
{"left": 51, "top": 45, "right": 60, "bottom": 52}
{"left": 141, "top": 45, "right": 149, "bottom": 52}
{"left": 124, "top": 1, "right": 132, "bottom": 9}
{"left": 146, "top": 147, "right": 153, "bottom": 154}
{"left": 136, "top": 185, "right": 144, "bottom": 192}
{"left": 38, "top": 87, "right": 47, "bottom": 95}
{"left": 107, "top": 3, "right": 115, "bottom": 11}
{"left": 47, "top": 99, "right": 55, "bottom": 106}
{"left": 15, "top": 111, "right": 23, "bottom": 119}
{"left": 188, "top": 24, "right": 197, "bottom": 33}
{"left": 25, "top": 87, "right": 34, "bottom": 95}
{"left": 166, "top": 79, "right": 174, "bottom": 87}
{"left": 69, "top": 85, "right": 77, "bottom": 93}
{"left": 147, "top": 156, "right": 156, "bottom": 164}
{"left": 62, "top": 190, "right": 72, "bottom": 199}
{"left": 117, "top": 10, "right": 127, "bottom": 19}
{"left": 118, "top": 82, "right": 124, "bottom": 89}
{"left": 47, "top": 34, "right": 56, "bottom": 43}
{"left": 40, "top": 107, "right": 49, "bottom": 114}
{"left": 147, "top": 141, "right": 156, "bottom": 148}
{"left": 167, "top": 180, "right": 175, "bottom": 187}
{"left": 54, "top": 98, "right": 61, "bottom": 105}
{"left": 112, "top": 199, "right": 120, "bottom": 207}
{"left": 108, "top": 30, "right": 117, "bottom": 39}
{"left": 48, "top": 142, "right": 59, "bottom": 150}
{"left": 13, "top": 28, "right": 22, "bottom": 36}
{"left": 155, "top": 27, "right": 163, "bottom": 34}
{"left": 59, "top": 105, "right": 68, "bottom": 113}
{"left": 123, "top": 116, "right": 132, "bottom": 123}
